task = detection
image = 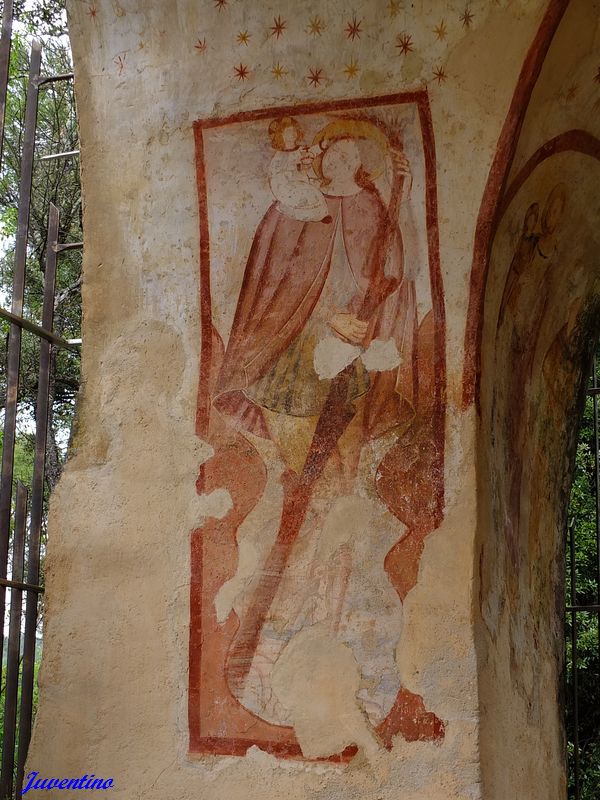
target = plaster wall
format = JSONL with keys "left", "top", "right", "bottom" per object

{"left": 24, "top": 1, "right": 600, "bottom": 799}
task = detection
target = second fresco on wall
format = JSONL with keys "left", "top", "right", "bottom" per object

{"left": 190, "top": 92, "right": 446, "bottom": 760}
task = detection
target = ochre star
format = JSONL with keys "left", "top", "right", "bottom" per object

{"left": 270, "top": 15, "right": 287, "bottom": 39}
{"left": 234, "top": 63, "right": 250, "bottom": 81}
{"left": 87, "top": 4, "right": 97, "bottom": 18}
{"left": 433, "top": 20, "right": 447, "bottom": 41}
{"left": 345, "top": 15, "right": 362, "bottom": 41}
{"left": 195, "top": 37, "right": 207, "bottom": 53}
{"left": 387, "top": 1, "right": 401, "bottom": 17}
{"left": 237, "top": 30, "right": 250, "bottom": 45}
{"left": 460, "top": 7, "right": 474, "bottom": 28}
{"left": 307, "top": 67, "right": 324, "bottom": 87}
{"left": 271, "top": 62, "right": 288, "bottom": 80}
{"left": 432, "top": 65, "right": 447, "bottom": 84}
{"left": 307, "top": 15, "right": 325, "bottom": 36}
{"left": 214, "top": 0, "right": 227, "bottom": 9}
{"left": 396, "top": 33, "right": 414, "bottom": 55}
{"left": 343, "top": 58, "right": 359, "bottom": 80}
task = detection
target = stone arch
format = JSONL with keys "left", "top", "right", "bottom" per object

{"left": 475, "top": 141, "right": 600, "bottom": 797}
{"left": 462, "top": 0, "right": 600, "bottom": 793}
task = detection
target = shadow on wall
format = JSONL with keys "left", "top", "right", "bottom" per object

{"left": 475, "top": 150, "right": 600, "bottom": 800}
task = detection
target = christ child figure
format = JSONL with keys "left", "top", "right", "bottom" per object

{"left": 267, "top": 116, "right": 331, "bottom": 223}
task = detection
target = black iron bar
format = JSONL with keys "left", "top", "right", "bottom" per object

{"left": 36, "top": 72, "right": 73, "bottom": 86}
{"left": 0, "top": 577, "right": 43, "bottom": 594}
{"left": 0, "top": 0, "right": 13, "bottom": 163}
{"left": 0, "top": 38, "right": 41, "bottom": 681}
{"left": 0, "top": 482, "right": 27, "bottom": 799}
{"left": 569, "top": 519, "right": 581, "bottom": 799}
{"left": 592, "top": 356, "right": 600, "bottom": 667}
{"left": 0, "top": 306, "right": 79, "bottom": 351}
{"left": 53, "top": 241, "right": 83, "bottom": 252}
{"left": 15, "top": 205, "right": 60, "bottom": 799}
{"left": 39, "top": 149, "right": 79, "bottom": 162}
{"left": 586, "top": 387, "right": 600, "bottom": 396}
{"left": 566, "top": 604, "right": 600, "bottom": 613}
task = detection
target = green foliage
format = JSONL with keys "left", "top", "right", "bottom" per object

{"left": 0, "top": 29, "right": 81, "bottom": 499}
{"left": 0, "top": 428, "right": 33, "bottom": 488}
{"left": 13, "top": 1, "right": 67, "bottom": 38}
{"left": 0, "top": 658, "right": 40, "bottom": 791}
{"left": 566, "top": 350, "right": 600, "bottom": 800}
{"left": 0, "top": 11, "right": 76, "bottom": 792}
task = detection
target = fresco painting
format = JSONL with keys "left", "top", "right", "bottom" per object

{"left": 495, "top": 183, "right": 567, "bottom": 570}
{"left": 189, "top": 93, "right": 446, "bottom": 760}
{"left": 482, "top": 150, "right": 600, "bottom": 718}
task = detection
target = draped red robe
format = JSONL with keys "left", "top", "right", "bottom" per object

{"left": 213, "top": 185, "right": 417, "bottom": 439}
{"left": 190, "top": 181, "right": 445, "bottom": 758}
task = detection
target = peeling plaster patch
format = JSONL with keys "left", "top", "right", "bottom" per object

{"left": 196, "top": 488, "right": 233, "bottom": 521}
{"left": 214, "top": 530, "right": 260, "bottom": 624}
{"left": 313, "top": 335, "right": 361, "bottom": 379}
{"left": 214, "top": 446, "right": 284, "bottom": 624}
{"left": 272, "top": 624, "right": 382, "bottom": 761}
{"left": 361, "top": 338, "right": 401, "bottom": 372}
{"left": 245, "top": 745, "right": 342, "bottom": 776}
{"left": 317, "top": 495, "right": 374, "bottom": 561}
{"left": 313, "top": 336, "right": 401, "bottom": 379}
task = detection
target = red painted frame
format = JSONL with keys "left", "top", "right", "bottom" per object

{"left": 462, "top": 0, "right": 570, "bottom": 407}
{"left": 189, "top": 90, "right": 445, "bottom": 759}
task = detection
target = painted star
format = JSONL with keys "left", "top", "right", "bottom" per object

{"left": 236, "top": 30, "right": 250, "bottom": 45}
{"left": 307, "top": 15, "right": 325, "bottom": 36}
{"left": 343, "top": 58, "right": 359, "bottom": 80}
{"left": 387, "top": 1, "right": 402, "bottom": 17}
{"left": 271, "top": 62, "right": 288, "bottom": 80}
{"left": 594, "top": 66, "right": 600, "bottom": 84}
{"left": 345, "top": 15, "right": 363, "bottom": 41}
{"left": 195, "top": 37, "right": 207, "bottom": 53}
{"left": 87, "top": 5, "right": 97, "bottom": 19}
{"left": 432, "top": 65, "right": 447, "bottom": 84}
{"left": 234, "top": 63, "right": 250, "bottom": 81}
{"left": 307, "top": 67, "right": 324, "bottom": 87}
{"left": 396, "top": 33, "right": 414, "bottom": 55}
{"left": 433, "top": 20, "right": 447, "bottom": 41}
{"left": 460, "top": 7, "right": 474, "bottom": 28}
{"left": 214, "top": 0, "right": 227, "bottom": 9}
{"left": 270, "top": 15, "right": 287, "bottom": 39}
{"left": 113, "top": 54, "right": 126, "bottom": 75}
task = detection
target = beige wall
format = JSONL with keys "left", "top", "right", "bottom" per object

{"left": 26, "top": 2, "right": 600, "bottom": 798}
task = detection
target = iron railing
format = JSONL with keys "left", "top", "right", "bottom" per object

{"left": 0, "top": 4, "right": 81, "bottom": 798}
{"left": 566, "top": 353, "right": 600, "bottom": 800}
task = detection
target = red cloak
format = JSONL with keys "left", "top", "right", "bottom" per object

{"left": 213, "top": 185, "right": 417, "bottom": 440}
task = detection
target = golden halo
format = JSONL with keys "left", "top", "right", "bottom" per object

{"left": 312, "top": 118, "right": 390, "bottom": 182}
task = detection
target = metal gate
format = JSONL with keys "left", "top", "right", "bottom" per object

{"left": 566, "top": 351, "right": 600, "bottom": 800}
{"left": 0, "top": 3, "right": 81, "bottom": 798}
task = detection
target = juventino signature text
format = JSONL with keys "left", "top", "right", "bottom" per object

{"left": 22, "top": 772, "right": 114, "bottom": 794}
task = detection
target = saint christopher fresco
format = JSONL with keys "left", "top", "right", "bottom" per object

{"left": 190, "top": 96, "right": 446, "bottom": 760}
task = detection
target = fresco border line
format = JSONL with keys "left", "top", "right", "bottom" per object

{"left": 462, "top": 0, "right": 570, "bottom": 408}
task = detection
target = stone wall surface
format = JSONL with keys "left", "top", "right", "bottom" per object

{"left": 24, "top": 1, "right": 600, "bottom": 799}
